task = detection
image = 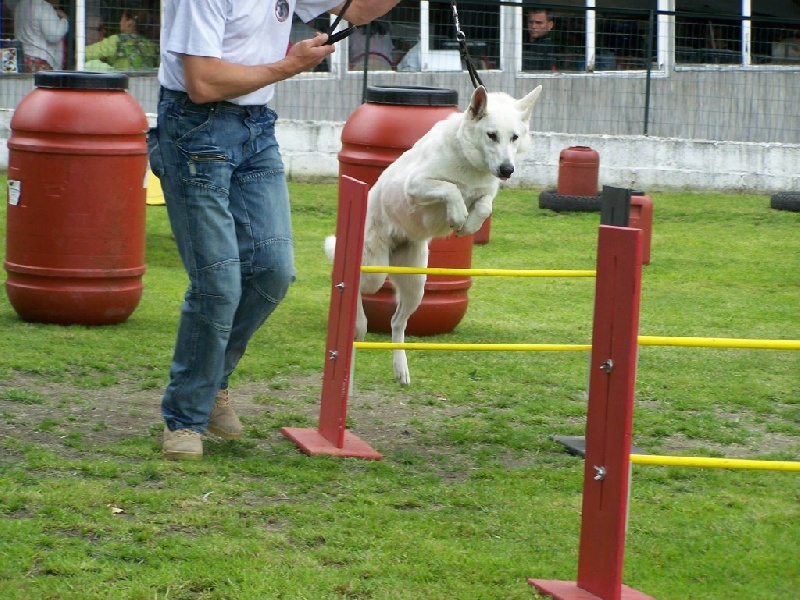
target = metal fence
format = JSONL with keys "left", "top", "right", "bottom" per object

{"left": 2, "top": 1, "right": 800, "bottom": 144}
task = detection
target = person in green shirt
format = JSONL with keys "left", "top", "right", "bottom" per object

{"left": 85, "top": 9, "right": 159, "bottom": 71}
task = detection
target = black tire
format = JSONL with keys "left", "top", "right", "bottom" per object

{"left": 770, "top": 192, "right": 800, "bottom": 212}
{"left": 539, "top": 189, "right": 601, "bottom": 212}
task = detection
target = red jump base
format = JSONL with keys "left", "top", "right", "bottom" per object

{"left": 528, "top": 579, "right": 656, "bottom": 600}
{"left": 281, "top": 427, "right": 382, "bottom": 460}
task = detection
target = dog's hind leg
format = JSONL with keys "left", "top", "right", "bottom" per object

{"left": 390, "top": 275, "right": 424, "bottom": 386}
{"left": 354, "top": 289, "right": 369, "bottom": 342}
{"left": 358, "top": 231, "right": 393, "bottom": 338}
{"left": 388, "top": 241, "right": 428, "bottom": 386}
{"left": 360, "top": 236, "right": 390, "bottom": 297}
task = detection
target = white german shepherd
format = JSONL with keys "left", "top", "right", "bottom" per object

{"left": 326, "top": 85, "right": 543, "bottom": 386}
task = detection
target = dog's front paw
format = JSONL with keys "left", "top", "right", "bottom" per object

{"left": 447, "top": 205, "right": 469, "bottom": 231}
{"left": 457, "top": 214, "right": 487, "bottom": 236}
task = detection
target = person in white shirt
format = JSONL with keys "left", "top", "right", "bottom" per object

{"left": 149, "top": 0, "right": 402, "bottom": 460}
{"left": 14, "top": 0, "right": 68, "bottom": 71}
{"left": 349, "top": 21, "right": 394, "bottom": 70}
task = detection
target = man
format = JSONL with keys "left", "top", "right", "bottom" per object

{"left": 522, "top": 8, "right": 556, "bottom": 71}
{"left": 148, "top": 0, "right": 401, "bottom": 460}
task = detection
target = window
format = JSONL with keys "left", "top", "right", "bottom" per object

{"left": 675, "top": 0, "right": 800, "bottom": 67}
{"left": 676, "top": 1, "right": 742, "bottom": 65}
{"left": 752, "top": 20, "right": 800, "bottom": 65}
{"left": 521, "top": 3, "right": 657, "bottom": 74}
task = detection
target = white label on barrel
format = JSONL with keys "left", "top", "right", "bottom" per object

{"left": 8, "top": 180, "right": 20, "bottom": 206}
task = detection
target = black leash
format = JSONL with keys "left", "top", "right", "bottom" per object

{"left": 450, "top": 0, "right": 484, "bottom": 89}
{"left": 325, "top": 0, "right": 355, "bottom": 45}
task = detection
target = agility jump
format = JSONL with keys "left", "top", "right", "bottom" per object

{"left": 282, "top": 176, "right": 798, "bottom": 600}
{"left": 281, "top": 176, "right": 603, "bottom": 459}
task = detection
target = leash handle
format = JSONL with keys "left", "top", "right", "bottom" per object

{"left": 325, "top": 0, "right": 355, "bottom": 45}
{"left": 450, "top": 0, "right": 485, "bottom": 89}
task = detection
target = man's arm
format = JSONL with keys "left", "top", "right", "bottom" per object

{"left": 182, "top": 1, "right": 402, "bottom": 104}
{"left": 182, "top": 33, "right": 334, "bottom": 104}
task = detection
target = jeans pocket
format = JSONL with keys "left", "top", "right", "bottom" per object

{"left": 146, "top": 127, "right": 165, "bottom": 178}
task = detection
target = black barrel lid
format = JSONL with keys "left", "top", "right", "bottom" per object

{"left": 365, "top": 85, "right": 458, "bottom": 106}
{"left": 34, "top": 71, "right": 129, "bottom": 91}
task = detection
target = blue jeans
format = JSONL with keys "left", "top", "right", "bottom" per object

{"left": 147, "top": 88, "right": 295, "bottom": 432}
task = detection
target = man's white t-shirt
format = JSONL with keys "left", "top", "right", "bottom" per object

{"left": 159, "top": 0, "right": 341, "bottom": 106}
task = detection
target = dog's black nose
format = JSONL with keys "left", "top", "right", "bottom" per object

{"left": 498, "top": 163, "right": 515, "bottom": 178}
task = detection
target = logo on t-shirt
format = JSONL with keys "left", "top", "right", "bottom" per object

{"left": 275, "top": 0, "right": 290, "bottom": 22}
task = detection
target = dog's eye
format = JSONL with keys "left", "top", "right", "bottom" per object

{"left": 487, "top": 133, "right": 498, "bottom": 142}
{"left": 511, "top": 134, "right": 519, "bottom": 142}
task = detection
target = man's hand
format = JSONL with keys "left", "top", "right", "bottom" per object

{"left": 284, "top": 32, "right": 335, "bottom": 73}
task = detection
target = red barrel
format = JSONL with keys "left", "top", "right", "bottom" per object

{"left": 473, "top": 214, "right": 492, "bottom": 244}
{"left": 629, "top": 192, "right": 654, "bottom": 265}
{"left": 557, "top": 146, "right": 600, "bottom": 196}
{"left": 338, "top": 85, "right": 471, "bottom": 336}
{"left": 5, "top": 72, "right": 148, "bottom": 325}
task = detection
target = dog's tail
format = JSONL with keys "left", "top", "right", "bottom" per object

{"left": 324, "top": 235, "right": 336, "bottom": 262}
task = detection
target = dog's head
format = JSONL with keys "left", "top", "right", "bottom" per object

{"left": 462, "top": 85, "right": 542, "bottom": 180}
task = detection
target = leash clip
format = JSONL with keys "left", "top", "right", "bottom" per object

{"left": 451, "top": 1, "right": 463, "bottom": 37}
{"left": 450, "top": 0, "right": 484, "bottom": 90}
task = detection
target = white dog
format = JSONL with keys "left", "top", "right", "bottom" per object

{"left": 327, "top": 84, "right": 543, "bottom": 386}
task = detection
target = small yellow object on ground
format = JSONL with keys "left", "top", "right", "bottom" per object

{"left": 146, "top": 170, "right": 165, "bottom": 206}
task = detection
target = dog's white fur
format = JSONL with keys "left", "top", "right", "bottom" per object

{"left": 327, "top": 85, "right": 543, "bottom": 385}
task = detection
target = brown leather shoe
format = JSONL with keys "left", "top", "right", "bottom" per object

{"left": 207, "top": 388, "right": 243, "bottom": 440}
{"left": 162, "top": 427, "right": 203, "bottom": 460}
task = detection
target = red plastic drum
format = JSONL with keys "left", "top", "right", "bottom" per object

{"left": 5, "top": 72, "right": 148, "bottom": 325}
{"left": 557, "top": 145, "right": 600, "bottom": 197}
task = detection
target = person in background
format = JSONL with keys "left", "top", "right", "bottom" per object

{"left": 14, "top": 0, "right": 68, "bottom": 72}
{"left": 349, "top": 21, "right": 394, "bottom": 70}
{"left": 84, "top": 14, "right": 105, "bottom": 46}
{"left": 522, "top": 7, "right": 556, "bottom": 71}
{"left": 85, "top": 9, "right": 159, "bottom": 71}
{"left": 148, "top": 0, "right": 403, "bottom": 461}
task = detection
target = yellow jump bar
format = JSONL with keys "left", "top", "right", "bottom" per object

{"left": 353, "top": 342, "right": 592, "bottom": 352}
{"left": 360, "top": 266, "right": 597, "bottom": 277}
{"left": 355, "top": 336, "right": 799, "bottom": 352}
{"left": 638, "top": 336, "right": 800, "bottom": 350}
{"left": 631, "top": 454, "right": 800, "bottom": 472}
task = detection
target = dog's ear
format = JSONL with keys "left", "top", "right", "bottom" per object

{"left": 515, "top": 85, "right": 543, "bottom": 122}
{"left": 467, "top": 85, "right": 489, "bottom": 121}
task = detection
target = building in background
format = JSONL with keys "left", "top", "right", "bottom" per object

{"left": 1, "top": 1, "right": 799, "bottom": 144}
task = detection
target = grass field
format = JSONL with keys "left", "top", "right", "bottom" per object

{"left": 0, "top": 176, "right": 798, "bottom": 599}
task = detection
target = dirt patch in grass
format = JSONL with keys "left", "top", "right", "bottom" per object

{"left": 1, "top": 374, "right": 797, "bottom": 465}
{"left": 0, "top": 373, "right": 467, "bottom": 462}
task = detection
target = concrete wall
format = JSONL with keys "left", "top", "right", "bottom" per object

{"left": 2, "top": 109, "right": 798, "bottom": 193}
